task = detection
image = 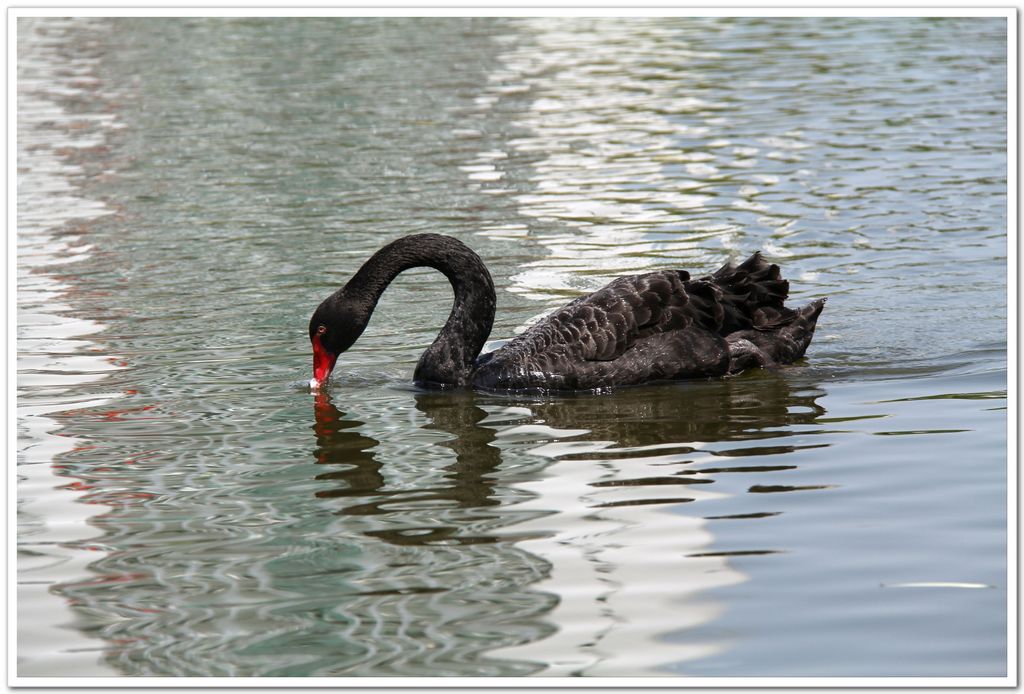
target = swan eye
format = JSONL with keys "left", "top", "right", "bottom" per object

{"left": 316, "top": 325, "right": 327, "bottom": 336}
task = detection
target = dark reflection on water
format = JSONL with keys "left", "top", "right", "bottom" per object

{"left": 513, "top": 375, "right": 826, "bottom": 447}
{"left": 312, "top": 392, "right": 509, "bottom": 543}
{"left": 310, "top": 373, "right": 827, "bottom": 536}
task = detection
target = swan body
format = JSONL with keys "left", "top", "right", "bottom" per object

{"left": 309, "top": 234, "right": 825, "bottom": 392}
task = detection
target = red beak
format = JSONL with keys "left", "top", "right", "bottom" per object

{"left": 311, "top": 334, "right": 339, "bottom": 387}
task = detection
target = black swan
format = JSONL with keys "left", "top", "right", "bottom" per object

{"left": 308, "top": 233, "right": 826, "bottom": 392}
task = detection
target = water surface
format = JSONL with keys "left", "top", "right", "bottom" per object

{"left": 16, "top": 16, "right": 1008, "bottom": 678}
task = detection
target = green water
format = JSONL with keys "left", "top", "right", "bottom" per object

{"left": 17, "top": 17, "right": 1007, "bottom": 678}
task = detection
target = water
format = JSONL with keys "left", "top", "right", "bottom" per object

{"left": 16, "top": 16, "right": 1008, "bottom": 679}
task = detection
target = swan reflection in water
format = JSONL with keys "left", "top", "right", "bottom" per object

{"left": 310, "top": 373, "right": 827, "bottom": 675}
{"left": 311, "top": 390, "right": 509, "bottom": 545}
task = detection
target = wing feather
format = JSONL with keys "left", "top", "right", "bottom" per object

{"left": 472, "top": 253, "right": 821, "bottom": 391}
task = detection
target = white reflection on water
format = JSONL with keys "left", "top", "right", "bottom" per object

{"left": 16, "top": 17, "right": 122, "bottom": 677}
{"left": 489, "top": 429, "right": 746, "bottom": 675}
{"left": 473, "top": 18, "right": 742, "bottom": 303}
{"left": 470, "top": 18, "right": 823, "bottom": 311}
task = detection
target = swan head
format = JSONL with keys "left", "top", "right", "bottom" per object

{"left": 308, "top": 294, "right": 366, "bottom": 388}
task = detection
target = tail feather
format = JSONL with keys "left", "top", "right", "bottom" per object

{"left": 705, "top": 252, "right": 791, "bottom": 333}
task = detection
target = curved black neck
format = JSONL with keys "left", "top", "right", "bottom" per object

{"left": 342, "top": 234, "right": 496, "bottom": 386}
